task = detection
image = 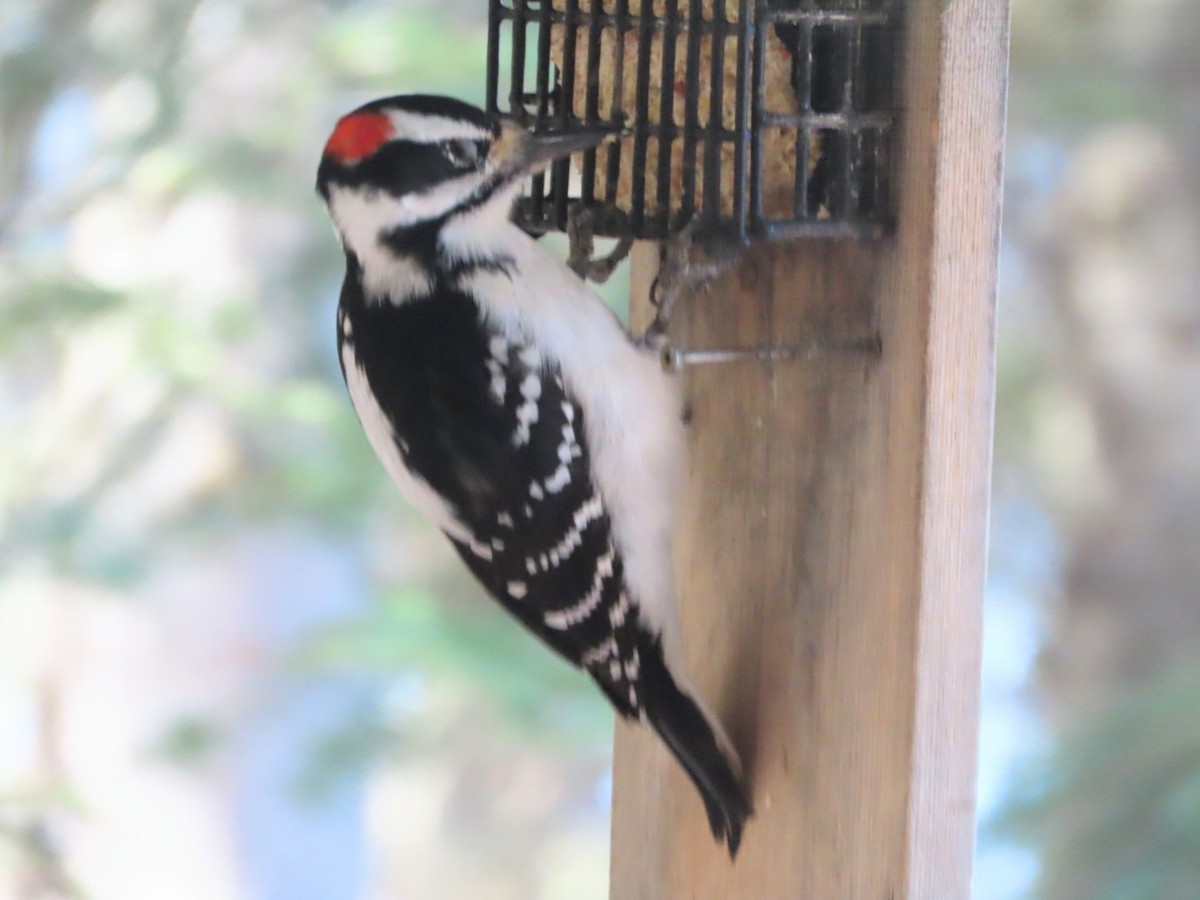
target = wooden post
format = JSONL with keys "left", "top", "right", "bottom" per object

{"left": 609, "top": 1, "right": 1009, "bottom": 897}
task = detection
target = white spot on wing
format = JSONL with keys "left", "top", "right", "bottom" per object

{"left": 609, "top": 591, "right": 629, "bottom": 628}
{"left": 543, "top": 419, "right": 579, "bottom": 494}
{"left": 544, "top": 547, "right": 615, "bottom": 630}
{"left": 545, "top": 462, "right": 571, "bottom": 494}
{"left": 624, "top": 647, "right": 640, "bottom": 681}
{"left": 520, "top": 372, "right": 541, "bottom": 400}
{"left": 507, "top": 581, "right": 527, "bottom": 599}
{"left": 581, "top": 637, "right": 617, "bottom": 668}
{"left": 486, "top": 360, "right": 505, "bottom": 403}
{"left": 521, "top": 493, "right": 603, "bottom": 577}
{"left": 513, "top": 371, "right": 542, "bottom": 446}
{"left": 487, "top": 336, "right": 509, "bottom": 402}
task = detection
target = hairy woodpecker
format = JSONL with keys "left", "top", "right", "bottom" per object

{"left": 316, "top": 94, "right": 751, "bottom": 854}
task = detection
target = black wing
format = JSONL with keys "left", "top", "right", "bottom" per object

{"left": 342, "top": 283, "right": 643, "bottom": 714}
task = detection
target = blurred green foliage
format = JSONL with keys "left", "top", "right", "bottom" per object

{"left": 304, "top": 586, "right": 612, "bottom": 749}
{"left": 991, "top": 7, "right": 1200, "bottom": 897}
{"left": 992, "top": 667, "right": 1200, "bottom": 900}
{"left": 0, "top": 0, "right": 608, "bottom": 732}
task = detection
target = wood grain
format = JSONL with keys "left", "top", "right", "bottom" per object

{"left": 608, "top": 0, "right": 1010, "bottom": 896}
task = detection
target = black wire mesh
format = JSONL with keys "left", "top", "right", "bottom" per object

{"left": 486, "top": 0, "right": 900, "bottom": 242}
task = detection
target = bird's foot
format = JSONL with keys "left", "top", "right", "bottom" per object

{"left": 566, "top": 204, "right": 634, "bottom": 284}
{"left": 646, "top": 217, "right": 744, "bottom": 342}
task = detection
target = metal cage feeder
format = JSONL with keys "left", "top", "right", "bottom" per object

{"left": 485, "top": 0, "right": 901, "bottom": 244}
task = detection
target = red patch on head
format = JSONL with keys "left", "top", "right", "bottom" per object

{"left": 324, "top": 111, "right": 394, "bottom": 164}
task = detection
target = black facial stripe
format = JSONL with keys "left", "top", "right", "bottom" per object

{"left": 374, "top": 168, "right": 514, "bottom": 258}
{"left": 444, "top": 173, "right": 511, "bottom": 218}
{"left": 323, "top": 140, "right": 458, "bottom": 196}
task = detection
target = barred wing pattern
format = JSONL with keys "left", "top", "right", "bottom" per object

{"left": 339, "top": 282, "right": 644, "bottom": 716}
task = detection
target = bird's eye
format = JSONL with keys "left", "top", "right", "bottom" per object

{"left": 445, "top": 139, "right": 481, "bottom": 168}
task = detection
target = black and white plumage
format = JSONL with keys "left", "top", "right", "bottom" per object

{"left": 317, "top": 94, "right": 751, "bottom": 854}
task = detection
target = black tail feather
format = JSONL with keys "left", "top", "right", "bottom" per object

{"left": 637, "top": 633, "right": 753, "bottom": 858}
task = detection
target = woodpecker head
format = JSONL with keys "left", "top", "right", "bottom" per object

{"left": 317, "top": 94, "right": 612, "bottom": 264}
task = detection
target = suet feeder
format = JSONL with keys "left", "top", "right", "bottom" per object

{"left": 485, "top": 0, "right": 900, "bottom": 243}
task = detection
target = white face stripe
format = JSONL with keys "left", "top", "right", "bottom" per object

{"left": 328, "top": 186, "right": 436, "bottom": 301}
{"left": 386, "top": 110, "right": 491, "bottom": 144}
{"left": 328, "top": 168, "right": 487, "bottom": 233}
{"left": 393, "top": 172, "right": 489, "bottom": 226}
{"left": 544, "top": 546, "right": 616, "bottom": 631}
{"left": 326, "top": 167, "right": 493, "bottom": 300}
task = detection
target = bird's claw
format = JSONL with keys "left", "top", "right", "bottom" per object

{"left": 646, "top": 216, "right": 744, "bottom": 340}
{"left": 566, "top": 204, "right": 634, "bottom": 284}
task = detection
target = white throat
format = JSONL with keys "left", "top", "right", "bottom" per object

{"left": 329, "top": 178, "right": 522, "bottom": 304}
{"left": 438, "top": 181, "right": 524, "bottom": 265}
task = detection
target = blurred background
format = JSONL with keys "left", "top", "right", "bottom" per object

{"left": 0, "top": 1, "right": 1196, "bottom": 898}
